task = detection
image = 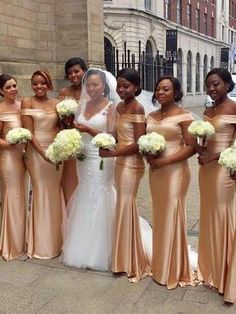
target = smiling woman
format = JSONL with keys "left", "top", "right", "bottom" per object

{"left": 197, "top": 67, "right": 236, "bottom": 296}
{"left": 58, "top": 58, "right": 88, "bottom": 204}
{"left": 21, "top": 70, "right": 65, "bottom": 259}
{"left": 0, "top": 74, "right": 27, "bottom": 261}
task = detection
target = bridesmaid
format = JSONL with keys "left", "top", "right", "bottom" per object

{"left": 21, "top": 70, "right": 65, "bottom": 259}
{"left": 58, "top": 57, "right": 87, "bottom": 204}
{"left": 0, "top": 74, "right": 26, "bottom": 260}
{"left": 146, "top": 75, "right": 195, "bottom": 289}
{"left": 198, "top": 68, "right": 236, "bottom": 294}
{"left": 100, "top": 68, "right": 151, "bottom": 282}
{"left": 224, "top": 171, "right": 236, "bottom": 304}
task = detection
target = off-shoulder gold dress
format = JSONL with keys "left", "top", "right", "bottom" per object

{"left": 146, "top": 113, "right": 193, "bottom": 289}
{"left": 0, "top": 112, "right": 26, "bottom": 260}
{"left": 21, "top": 109, "right": 64, "bottom": 259}
{"left": 198, "top": 115, "right": 236, "bottom": 294}
{"left": 112, "top": 113, "right": 151, "bottom": 281}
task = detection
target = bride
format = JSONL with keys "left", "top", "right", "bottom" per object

{"left": 62, "top": 68, "right": 117, "bottom": 271}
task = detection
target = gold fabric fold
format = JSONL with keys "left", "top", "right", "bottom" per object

{"left": 0, "top": 113, "right": 26, "bottom": 260}
{"left": 112, "top": 113, "right": 150, "bottom": 281}
{"left": 198, "top": 114, "right": 236, "bottom": 293}
{"left": 23, "top": 109, "right": 65, "bottom": 259}
{"left": 146, "top": 113, "right": 193, "bottom": 289}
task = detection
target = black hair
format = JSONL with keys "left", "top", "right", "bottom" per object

{"left": 65, "top": 57, "right": 87, "bottom": 79}
{"left": 0, "top": 74, "right": 17, "bottom": 97}
{"left": 152, "top": 75, "right": 183, "bottom": 104}
{"left": 83, "top": 69, "right": 110, "bottom": 97}
{"left": 116, "top": 68, "right": 142, "bottom": 96}
{"left": 205, "top": 67, "right": 235, "bottom": 92}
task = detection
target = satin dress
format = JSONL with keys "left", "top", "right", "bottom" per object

{"left": 198, "top": 115, "right": 236, "bottom": 293}
{"left": 146, "top": 113, "right": 193, "bottom": 289}
{"left": 112, "top": 113, "right": 151, "bottom": 281}
{"left": 224, "top": 233, "right": 236, "bottom": 303}
{"left": 60, "top": 97, "right": 80, "bottom": 204}
{"left": 0, "top": 112, "right": 26, "bottom": 260}
{"left": 21, "top": 109, "right": 64, "bottom": 259}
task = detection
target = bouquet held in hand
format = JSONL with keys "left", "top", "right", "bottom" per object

{"left": 46, "top": 129, "right": 85, "bottom": 169}
{"left": 137, "top": 132, "right": 166, "bottom": 155}
{"left": 188, "top": 120, "right": 215, "bottom": 146}
{"left": 218, "top": 146, "right": 236, "bottom": 174}
{"left": 6, "top": 127, "right": 32, "bottom": 145}
{"left": 56, "top": 99, "right": 78, "bottom": 128}
{"left": 6, "top": 127, "right": 32, "bottom": 157}
{"left": 92, "top": 133, "right": 116, "bottom": 170}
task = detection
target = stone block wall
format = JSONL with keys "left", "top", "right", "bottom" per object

{"left": 0, "top": 0, "right": 104, "bottom": 97}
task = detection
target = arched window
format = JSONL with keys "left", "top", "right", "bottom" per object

{"left": 145, "top": 40, "right": 154, "bottom": 91}
{"left": 203, "top": 55, "right": 208, "bottom": 91}
{"left": 177, "top": 48, "right": 183, "bottom": 85}
{"left": 210, "top": 56, "right": 214, "bottom": 70}
{"left": 187, "top": 51, "right": 192, "bottom": 93}
{"left": 196, "top": 53, "right": 200, "bottom": 92}
{"left": 104, "top": 37, "right": 115, "bottom": 74}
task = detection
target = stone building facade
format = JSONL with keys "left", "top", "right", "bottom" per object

{"left": 103, "top": 0, "right": 236, "bottom": 106}
{"left": 0, "top": 0, "right": 104, "bottom": 96}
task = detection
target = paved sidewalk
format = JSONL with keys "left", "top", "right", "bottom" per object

{"left": 0, "top": 254, "right": 235, "bottom": 314}
{"left": 1, "top": 106, "right": 235, "bottom": 313}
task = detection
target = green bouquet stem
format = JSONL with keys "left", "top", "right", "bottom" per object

{"left": 99, "top": 158, "right": 104, "bottom": 170}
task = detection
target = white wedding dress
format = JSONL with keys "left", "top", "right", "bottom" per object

{"left": 62, "top": 102, "right": 116, "bottom": 271}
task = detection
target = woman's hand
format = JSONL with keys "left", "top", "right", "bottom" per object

{"left": 99, "top": 148, "right": 115, "bottom": 158}
{"left": 73, "top": 122, "right": 89, "bottom": 133}
{"left": 230, "top": 171, "right": 236, "bottom": 180}
{"left": 198, "top": 151, "right": 218, "bottom": 165}
{"left": 146, "top": 156, "right": 166, "bottom": 170}
{"left": 10, "top": 143, "right": 26, "bottom": 152}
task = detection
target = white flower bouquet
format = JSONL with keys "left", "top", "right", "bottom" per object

{"left": 188, "top": 120, "right": 215, "bottom": 146}
{"left": 6, "top": 127, "right": 32, "bottom": 145}
{"left": 92, "top": 133, "right": 116, "bottom": 170}
{"left": 218, "top": 146, "right": 236, "bottom": 174}
{"left": 56, "top": 99, "right": 78, "bottom": 129}
{"left": 46, "top": 129, "right": 85, "bottom": 169}
{"left": 56, "top": 99, "right": 78, "bottom": 119}
{"left": 137, "top": 132, "right": 166, "bottom": 155}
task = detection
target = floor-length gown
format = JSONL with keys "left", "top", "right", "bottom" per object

{"left": 198, "top": 115, "right": 236, "bottom": 293}
{"left": 112, "top": 113, "right": 151, "bottom": 281}
{"left": 146, "top": 113, "right": 193, "bottom": 289}
{"left": 60, "top": 97, "right": 80, "bottom": 204}
{"left": 63, "top": 102, "right": 116, "bottom": 271}
{"left": 21, "top": 109, "right": 64, "bottom": 259}
{"left": 0, "top": 112, "right": 26, "bottom": 260}
{"left": 224, "top": 233, "right": 236, "bottom": 303}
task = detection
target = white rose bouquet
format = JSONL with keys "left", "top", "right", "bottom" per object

{"left": 218, "top": 146, "right": 236, "bottom": 174}
{"left": 92, "top": 133, "right": 116, "bottom": 170}
{"left": 137, "top": 132, "right": 166, "bottom": 155}
{"left": 188, "top": 120, "right": 215, "bottom": 146}
{"left": 56, "top": 99, "right": 78, "bottom": 129}
{"left": 46, "top": 129, "right": 86, "bottom": 169}
{"left": 6, "top": 127, "right": 32, "bottom": 158}
{"left": 6, "top": 127, "right": 32, "bottom": 145}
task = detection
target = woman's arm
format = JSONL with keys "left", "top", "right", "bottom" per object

{"left": 21, "top": 98, "right": 51, "bottom": 162}
{"left": 148, "top": 120, "right": 196, "bottom": 169}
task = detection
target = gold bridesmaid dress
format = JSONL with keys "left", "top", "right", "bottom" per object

{"left": 198, "top": 115, "right": 236, "bottom": 293}
{"left": 0, "top": 113, "right": 26, "bottom": 260}
{"left": 146, "top": 113, "right": 193, "bottom": 289}
{"left": 112, "top": 113, "right": 150, "bottom": 281}
{"left": 21, "top": 109, "right": 64, "bottom": 259}
{"left": 224, "top": 234, "right": 236, "bottom": 303}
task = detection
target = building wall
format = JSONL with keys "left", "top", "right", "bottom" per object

{"left": 0, "top": 0, "right": 104, "bottom": 96}
{"left": 103, "top": 0, "right": 221, "bottom": 107}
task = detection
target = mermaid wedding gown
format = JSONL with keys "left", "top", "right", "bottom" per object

{"left": 62, "top": 102, "right": 116, "bottom": 271}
